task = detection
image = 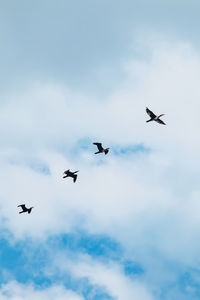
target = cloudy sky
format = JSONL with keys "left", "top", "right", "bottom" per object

{"left": 1, "top": 0, "right": 200, "bottom": 299}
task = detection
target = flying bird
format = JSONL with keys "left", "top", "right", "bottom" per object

{"left": 146, "top": 107, "right": 166, "bottom": 125}
{"left": 93, "top": 143, "right": 110, "bottom": 155}
{"left": 18, "top": 204, "right": 34, "bottom": 214}
{"left": 63, "top": 169, "right": 79, "bottom": 182}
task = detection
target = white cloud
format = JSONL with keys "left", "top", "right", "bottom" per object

{"left": 53, "top": 254, "right": 155, "bottom": 300}
{"left": 1, "top": 38, "right": 200, "bottom": 298}
{"left": 0, "top": 281, "right": 83, "bottom": 300}
{"left": 0, "top": 40, "right": 199, "bottom": 239}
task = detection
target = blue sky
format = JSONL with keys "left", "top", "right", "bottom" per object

{"left": 1, "top": 1, "right": 200, "bottom": 299}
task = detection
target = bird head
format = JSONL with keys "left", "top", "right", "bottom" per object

{"left": 63, "top": 169, "right": 70, "bottom": 174}
{"left": 158, "top": 114, "right": 165, "bottom": 118}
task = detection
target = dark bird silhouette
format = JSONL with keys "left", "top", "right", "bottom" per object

{"left": 63, "top": 169, "right": 79, "bottom": 182}
{"left": 18, "top": 204, "right": 34, "bottom": 214}
{"left": 146, "top": 107, "right": 166, "bottom": 125}
{"left": 93, "top": 143, "right": 110, "bottom": 155}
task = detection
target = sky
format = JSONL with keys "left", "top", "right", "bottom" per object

{"left": 1, "top": 0, "right": 200, "bottom": 299}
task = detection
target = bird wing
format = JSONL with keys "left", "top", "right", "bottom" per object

{"left": 146, "top": 107, "right": 156, "bottom": 118}
{"left": 18, "top": 204, "right": 26, "bottom": 210}
{"left": 73, "top": 174, "right": 77, "bottom": 182}
{"left": 156, "top": 119, "right": 166, "bottom": 125}
{"left": 93, "top": 143, "right": 103, "bottom": 151}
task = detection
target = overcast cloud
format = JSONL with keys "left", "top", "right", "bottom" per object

{"left": 1, "top": 1, "right": 200, "bottom": 299}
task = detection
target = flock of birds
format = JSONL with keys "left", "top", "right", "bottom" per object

{"left": 17, "top": 107, "right": 166, "bottom": 214}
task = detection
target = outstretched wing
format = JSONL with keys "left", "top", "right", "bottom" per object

{"left": 156, "top": 119, "right": 166, "bottom": 125}
{"left": 146, "top": 107, "right": 156, "bottom": 118}
{"left": 18, "top": 204, "right": 26, "bottom": 210}
{"left": 93, "top": 143, "right": 103, "bottom": 151}
{"left": 73, "top": 174, "right": 78, "bottom": 182}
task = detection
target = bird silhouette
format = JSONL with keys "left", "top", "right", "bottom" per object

{"left": 146, "top": 107, "right": 166, "bottom": 125}
{"left": 63, "top": 169, "right": 79, "bottom": 182}
{"left": 18, "top": 204, "right": 34, "bottom": 214}
{"left": 93, "top": 143, "right": 110, "bottom": 155}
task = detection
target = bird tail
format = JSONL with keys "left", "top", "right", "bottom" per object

{"left": 104, "top": 149, "right": 109, "bottom": 155}
{"left": 73, "top": 175, "right": 77, "bottom": 183}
